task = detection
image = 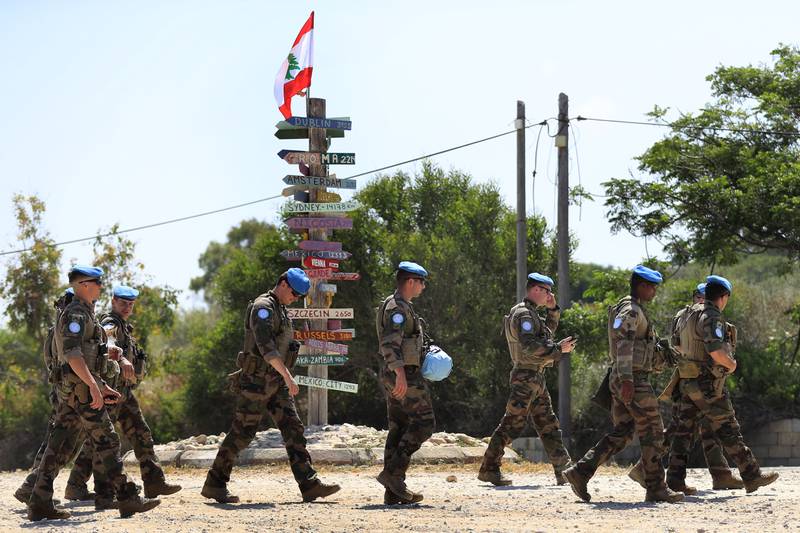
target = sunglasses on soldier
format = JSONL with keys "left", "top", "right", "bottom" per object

{"left": 80, "top": 279, "right": 103, "bottom": 286}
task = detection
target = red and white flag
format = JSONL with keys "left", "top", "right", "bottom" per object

{"left": 275, "top": 12, "right": 314, "bottom": 119}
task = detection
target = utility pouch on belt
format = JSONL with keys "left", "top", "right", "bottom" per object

{"left": 677, "top": 359, "right": 702, "bottom": 379}
{"left": 591, "top": 367, "right": 613, "bottom": 411}
{"left": 401, "top": 337, "right": 421, "bottom": 366}
{"left": 75, "top": 382, "right": 90, "bottom": 404}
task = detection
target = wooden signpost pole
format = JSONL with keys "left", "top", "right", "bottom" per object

{"left": 307, "top": 97, "right": 329, "bottom": 426}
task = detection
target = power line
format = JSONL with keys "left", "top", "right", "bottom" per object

{"left": 575, "top": 115, "right": 800, "bottom": 137}
{"left": 1, "top": 120, "right": 551, "bottom": 257}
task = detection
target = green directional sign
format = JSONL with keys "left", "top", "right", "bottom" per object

{"left": 296, "top": 355, "right": 349, "bottom": 366}
{"left": 275, "top": 128, "right": 345, "bottom": 140}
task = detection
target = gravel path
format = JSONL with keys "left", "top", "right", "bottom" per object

{"left": 2, "top": 464, "right": 797, "bottom": 532}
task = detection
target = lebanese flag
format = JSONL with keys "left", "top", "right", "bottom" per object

{"left": 275, "top": 12, "right": 314, "bottom": 119}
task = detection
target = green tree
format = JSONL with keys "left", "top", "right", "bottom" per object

{"left": 0, "top": 194, "right": 62, "bottom": 345}
{"left": 604, "top": 45, "right": 800, "bottom": 267}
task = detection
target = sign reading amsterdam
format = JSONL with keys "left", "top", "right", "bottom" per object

{"left": 283, "top": 175, "right": 358, "bottom": 190}
{"left": 296, "top": 355, "right": 349, "bottom": 366}
{"left": 284, "top": 200, "right": 359, "bottom": 213}
{"left": 287, "top": 308, "right": 354, "bottom": 319}
{"left": 295, "top": 375, "right": 358, "bottom": 393}
{"left": 286, "top": 217, "right": 354, "bottom": 229}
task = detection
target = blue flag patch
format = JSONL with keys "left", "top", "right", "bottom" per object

{"left": 257, "top": 308, "right": 270, "bottom": 320}
{"left": 521, "top": 320, "right": 533, "bottom": 332}
{"left": 613, "top": 318, "right": 622, "bottom": 329}
{"left": 392, "top": 313, "right": 405, "bottom": 325}
{"left": 68, "top": 322, "right": 81, "bottom": 334}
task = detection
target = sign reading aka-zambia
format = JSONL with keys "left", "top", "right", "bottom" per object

{"left": 296, "top": 375, "right": 358, "bottom": 393}
{"left": 284, "top": 200, "right": 358, "bottom": 214}
{"left": 296, "top": 355, "right": 349, "bottom": 366}
{"left": 287, "top": 308, "right": 354, "bottom": 319}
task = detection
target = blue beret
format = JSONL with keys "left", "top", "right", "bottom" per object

{"left": 632, "top": 265, "right": 663, "bottom": 284}
{"left": 706, "top": 275, "right": 732, "bottom": 294}
{"left": 286, "top": 267, "right": 310, "bottom": 296}
{"left": 113, "top": 285, "right": 139, "bottom": 301}
{"left": 65, "top": 287, "right": 74, "bottom": 295}
{"left": 69, "top": 264, "right": 104, "bottom": 280}
{"left": 528, "top": 272, "right": 554, "bottom": 287}
{"left": 695, "top": 283, "right": 706, "bottom": 295}
{"left": 398, "top": 261, "right": 428, "bottom": 278}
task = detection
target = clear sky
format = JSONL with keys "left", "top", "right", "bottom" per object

{"left": 1, "top": 1, "right": 797, "bottom": 308}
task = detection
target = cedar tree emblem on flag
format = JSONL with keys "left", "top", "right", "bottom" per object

{"left": 275, "top": 12, "right": 314, "bottom": 119}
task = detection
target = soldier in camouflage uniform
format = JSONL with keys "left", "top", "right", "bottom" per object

{"left": 666, "top": 275, "right": 779, "bottom": 493}
{"left": 66, "top": 285, "right": 181, "bottom": 508}
{"left": 376, "top": 261, "right": 435, "bottom": 505}
{"left": 564, "top": 265, "right": 683, "bottom": 503}
{"left": 27, "top": 265, "right": 160, "bottom": 521}
{"left": 478, "top": 273, "right": 576, "bottom": 487}
{"left": 628, "top": 282, "right": 744, "bottom": 492}
{"left": 201, "top": 268, "right": 340, "bottom": 503}
{"left": 13, "top": 289, "right": 74, "bottom": 506}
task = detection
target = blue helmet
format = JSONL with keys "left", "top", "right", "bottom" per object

{"left": 528, "top": 272, "right": 554, "bottom": 287}
{"left": 286, "top": 268, "right": 311, "bottom": 296}
{"left": 113, "top": 285, "right": 139, "bottom": 301}
{"left": 706, "top": 275, "right": 732, "bottom": 294}
{"left": 421, "top": 345, "right": 452, "bottom": 381}
{"left": 397, "top": 261, "right": 428, "bottom": 278}
{"left": 632, "top": 265, "right": 663, "bottom": 284}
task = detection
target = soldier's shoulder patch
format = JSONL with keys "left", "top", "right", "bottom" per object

{"left": 391, "top": 312, "right": 405, "bottom": 325}
{"left": 613, "top": 317, "right": 623, "bottom": 329}
{"left": 68, "top": 321, "right": 82, "bottom": 334}
{"left": 257, "top": 308, "right": 270, "bottom": 320}
{"left": 520, "top": 320, "right": 534, "bottom": 332}
{"left": 714, "top": 321, "right": 724, "bottom": 338}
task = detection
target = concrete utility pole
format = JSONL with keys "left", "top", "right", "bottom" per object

{"left": 556, "top": 93, "right": 571, "bottom": 445}
{"left": 306, "top": 97, "right": 328, "bottom": 426}
{"left": 515, "top": 101, "right": 527, "bottom": 301}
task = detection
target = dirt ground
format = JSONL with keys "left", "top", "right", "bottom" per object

{"left": 1, "top": 463, "right": 797, "bottom": 532}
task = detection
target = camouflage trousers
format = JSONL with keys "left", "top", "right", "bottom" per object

{"left": 381, "top": 366, "right": 435, "bottom": 477}
{"left": 206, "top": 376, "right": 318, "bottom": 491}
{"left": 664, "top": 395, "right": 730, "bottom": 474}
{"left": 68, "top": 388, "right": 164, "bottom": 496}
{"left": 573, "top": 374, "right": 667, "bottom": 490}
{"left": 667, "top": 377, "right": 761, "bottom": 484}
{"left": 481, "top": 368, "right": 570, "bottom": 472}
{"left": 30, "top": 382, "right": 138, "bottom": 506}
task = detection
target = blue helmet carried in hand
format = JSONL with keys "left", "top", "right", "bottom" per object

{"left": 421, "top": 345, "right": 452, "bottom": 381}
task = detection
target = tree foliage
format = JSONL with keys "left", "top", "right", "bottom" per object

{"left": 604, "top": 45, "right": 800, "bottom": 267}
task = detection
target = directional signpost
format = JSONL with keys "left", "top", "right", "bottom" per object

{"left": 276, "top": 96, "right": 359, "bottom": 426}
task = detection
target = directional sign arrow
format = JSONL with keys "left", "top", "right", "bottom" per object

{"left": 275, "top": 128, "right": 345, "bottom": 140}
{"left": 299, "top": 240, "right": 343, "bottom": 252}
{"left": 294, "top": 330, "right": 354, "bottom": 341}
{"left": 282, "top": 175, "right": 357, "bottom": 190}
{"left": 303, "top": 268, "right": 335, "bottom": 279}
{"left": 283, "top": 200, "right": 359, "bottom": 214}
{"left": 296, "top": 355, "right": 349, "bottom": 366}
{"left": 285, "top": 117, "right": 352, "bottom": 130}
{"left": 295, "top": 375, "right": 358, "bottom": 393}
{"left": 305, "top": 339, "right": 348, "bottom": 354}
{"left": 303, "top": 257, "right": 340, "bottom": 270}
{"left": 328, "top": 272, "right": 361, "bottom": 281}
{"left": 287, "top": 217, "right": 354, "bottom": 230}
{"left": 281, "top": 250, "right": 351, "bottom": 260}
{"left": 277, "top": 151, "right": 356, "bottom": 166}
{"left": 287, "top": 308, "right": 354, "bottom": 319}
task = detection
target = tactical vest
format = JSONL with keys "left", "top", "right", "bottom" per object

{"left": 100, "top": 312, "right": 146, "bottom": 384}
{"left": 607, "top": 296, "right": 657, "bottom": 372}
{"left": 376, "top": 295, "right": 424, "bottom": 367}
{"left": 674, "top": 303, "right": 708, "bottom": 378}
{"left": 504, "top": 302, "right": 552, "bottom": 370}
{"left": 56, "top": 300, "right": 107, "bottom": 380}
{"left": 241, "top": 292, "right": 293, "bottom": 378}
